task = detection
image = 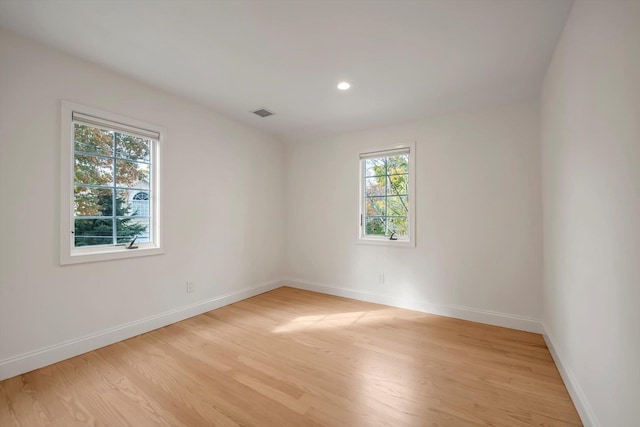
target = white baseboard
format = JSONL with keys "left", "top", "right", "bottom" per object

{"left": 0, "top": 280, "right": 282, "bottom": 381}
{"left": 283, "top": 278, "right": 543, "bottom": 334}
{"left": 543, "top": 326, "right": 599, "bottom": 427}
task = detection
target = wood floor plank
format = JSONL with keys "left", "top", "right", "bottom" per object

{"left": 0, "top": 287, "right": 582, "bottom": 426}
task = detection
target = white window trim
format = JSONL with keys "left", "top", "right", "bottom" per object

{"left": 60, "top": 100, "right": 165, "bottom": 265}
{"left": 357, "top": 141, "right": 416, "bottom": 247}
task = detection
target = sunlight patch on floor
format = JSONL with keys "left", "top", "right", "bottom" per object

{"left": 272, "top": 309, "right": 403, "bottom": 333}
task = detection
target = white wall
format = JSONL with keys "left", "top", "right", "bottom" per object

{"left": 284, "top": 103, "right": 543, "bottom": 329}
{"left": 0, "top": 30, "right": 285, "bottom": 376}
{"left": 541, "top": 1, "right": 640, "bottom": 426}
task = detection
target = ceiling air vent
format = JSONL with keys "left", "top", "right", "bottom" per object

{"left": 251, "top": 108, "right": 275, "bottom": 118}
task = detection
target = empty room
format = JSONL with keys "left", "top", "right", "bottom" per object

{"left": 0, "top": 0, "right": 638, "bottom": 426}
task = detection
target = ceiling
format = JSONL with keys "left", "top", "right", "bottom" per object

{"left": 0, "top": 0, "right": 573, "bottom": 143}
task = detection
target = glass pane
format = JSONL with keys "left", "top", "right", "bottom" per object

{"left": 387, "top": 155, "right": 409, "bottom": 175}
{"left": 114, "top": 189, "right": 132, "bottom": 216}
{"left": 365, "top": 157, "right": 386, "bottom": 177}
{"left": 74, "top": 154, "right": 113, "bottom": 186}
{"left": 74, "top": 187, "right": 113, "bottom": 217}
{"left": 388, "top": 217, "right": 408, "bottom": 237}
{"left": 115, "top": 189, "right": 150, "bottom": 217}
{"left": 365, "top": 197, "right": 386, "bottom": 216}
{"left": 115, "top": 133, "right": 151, "bottom": 162}
{"left": 387, "top": 196, "right": 408, "bottom": 217}
{"left": 74, "top": 218, "right": 113, "bottom": 247}
{"left": 74, "top": 124, "right": 114, "bottom": 156}
{"left": 387, "top": 174, "right": 408, "bottom": 196}
{"left": 365, "top": 217, "right": 386, "bottom": 235}
{"left": 365, "top": 177, "right": 385, "bottom": 197}
{"left": 116, "top": 217, "right": 149, "bottom": 244}
{"left": 116, "top": 160, "right": 150, "bottom": 188}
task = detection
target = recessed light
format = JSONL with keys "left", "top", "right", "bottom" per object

{"left": 337, "top": 81, "right": 351, "bottom": 90}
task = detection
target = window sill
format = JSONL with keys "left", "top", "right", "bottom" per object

{"left": 61, "top": 244, "right": 164, "bottom": 265}
{"left": 357, "top": 237, "right": 415, "bottom": 248}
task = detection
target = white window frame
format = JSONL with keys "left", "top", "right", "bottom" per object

{"left": 358, "top": 141, "right": 416, "bottom": 247}
{"left": 60, "top": 100, "right": 165, "bottom": 265}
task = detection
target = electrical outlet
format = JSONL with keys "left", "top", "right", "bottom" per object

{"left": 186, "top": 281, "right": 194, "bottom": 293}
{"left": 378, "top": 273, "right": 385, "bottom": 284}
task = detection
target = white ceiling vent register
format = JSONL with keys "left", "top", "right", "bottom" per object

{"left": 251, "top": 108, "right": 275, "bottom": 118}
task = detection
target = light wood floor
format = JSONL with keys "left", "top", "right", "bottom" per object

{"left": 0, "top": 287, "right": 582, "bottom": 426}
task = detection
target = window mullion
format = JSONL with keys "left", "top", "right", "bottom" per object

{"left": 74, "top": 150, "right": 150, "bottom": 165}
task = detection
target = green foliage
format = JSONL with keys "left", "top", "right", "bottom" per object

{"left": 365, "top": 217, "right": 385, "bottom": 235}
{"left": 363, "top": 155, "right": 409, "bottom": 236}
{"left": 74, "top": 192, "right": 147, "bottom": 246}
{"left": 73, "top": 124, "right": 151, "bottom": 246}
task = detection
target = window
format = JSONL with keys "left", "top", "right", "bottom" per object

{"left": 132, "top": 192, "right": 150, "bottom": 220}
{"left": 358, "top": 142, "right": 415, "bottom": 246}
{"left": 60, "top": 101, "right": 164, "bottom": 264}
